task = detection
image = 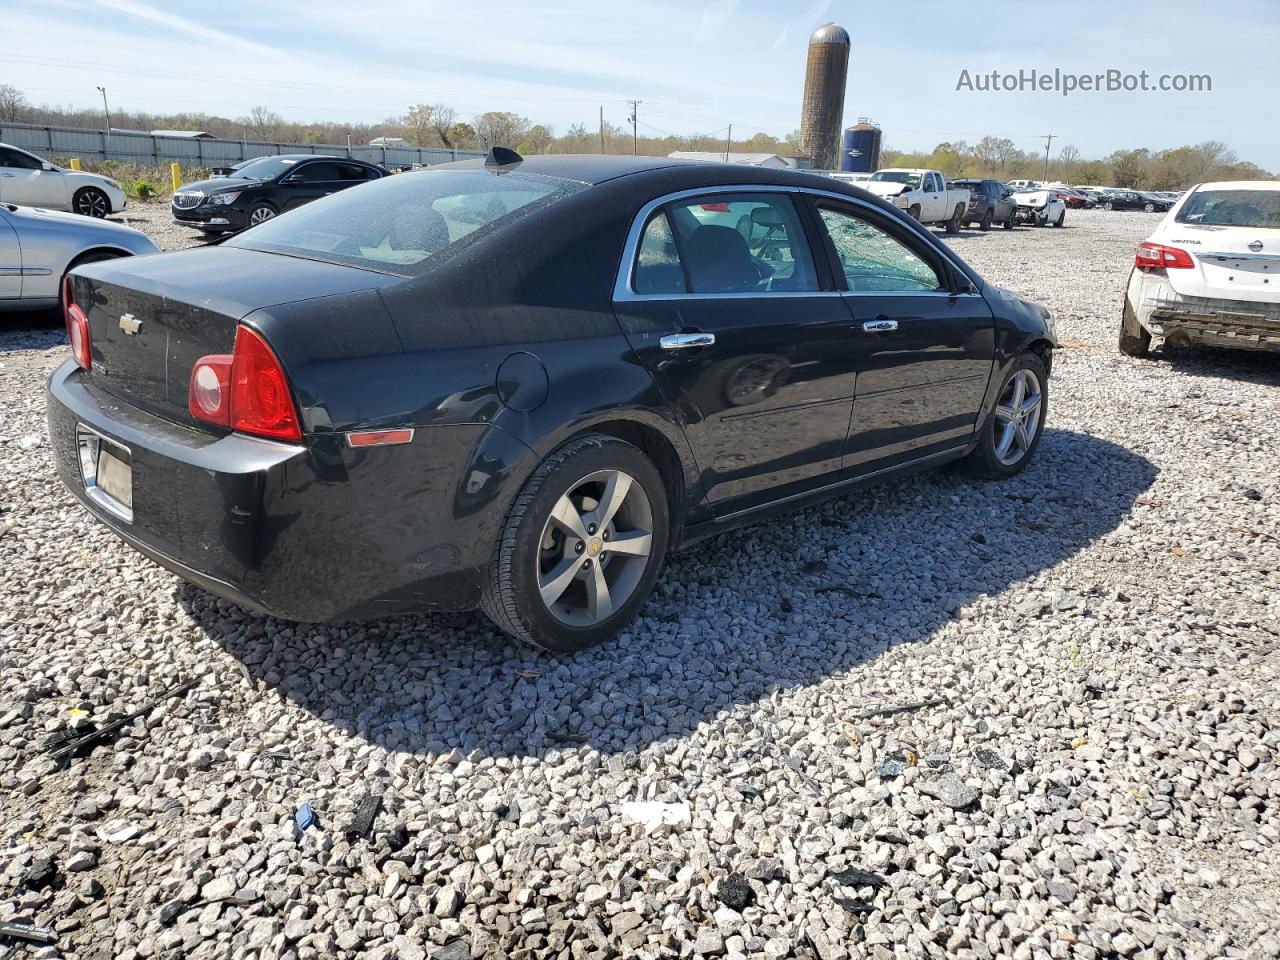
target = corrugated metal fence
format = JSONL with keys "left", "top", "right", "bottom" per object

{"left": 0, "top": 121, "right": 485, "bottom": 169}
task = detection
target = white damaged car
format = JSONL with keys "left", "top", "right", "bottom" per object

{"left": 1120, "top": 180, "right": 1280, "bottom": 356}
{"left": 1010, "top": 186, "right": 1066, "bottom": 227}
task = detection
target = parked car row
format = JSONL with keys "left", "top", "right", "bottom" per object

{"left": 0, "top": 143, "right": 127, "bottom": 217}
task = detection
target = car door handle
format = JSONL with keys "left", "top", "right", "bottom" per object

{"left": 862, "top": 319, "right": 898, "bottom": 332}
{"left": 660, "top": 332, "right": 715, "bottom": 349}
{"left": 0, "top": 173, "right": 15, "bottom": 178}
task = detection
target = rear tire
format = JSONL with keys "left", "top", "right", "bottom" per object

{"left": 481, "top": 433, "right": 669, "bottom": 652}
{"left": 72, "top": 187, "right": 110, "bottom": 218}
{"left": 979, "top": 210, "right": 993, "bottom": 231}
{"left": 964, "top": 352, "right": 1048, "bottom": 479}
{"left": 1144, "top": 202, "right": 1155, "bottom": 212}
{"left": 1003, "top": 211, "right": 1015, "bottom": 230}
{"left": 1054, "top": 211, "right": 1065, "bottom": 227}
{"left": 1118, "top": 296, "right": 1152, "bottom": 357}
{"left": 944, "top": 205, "right": 963, "bottom": 234}
{"left": 1103, "top": 201, "right": 1114, "bottom": 210}
{"left": 908, "top": 205, "right": 921, "bottom": 222}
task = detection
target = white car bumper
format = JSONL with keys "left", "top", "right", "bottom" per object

{"left": 104, "top": 183, "right": 127, "bottom": 213}
{"left": 1127, "top": 269, "right": 1280, "bottom": 352}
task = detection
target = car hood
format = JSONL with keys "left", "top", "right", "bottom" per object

{"left": 174, "top": 177, "right": 268, "bottom": 195}
{"left": 5, "top": 203, "right": 153, "bottom": 241}
{"left": 860, "top": 181, "right": 909, "bottom": 198}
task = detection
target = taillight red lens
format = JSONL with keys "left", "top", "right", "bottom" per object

{"left": 63, "top": 276, "right": 91, "bottom": 370}
{"left": 699, "top": 202, "right": 731, "bottom": 212}
{"left": 188, "top": 355, "right": 233, "bottom": 426}
{"left": 230, "top": 326, "right": 301, "bottom": 442}
{"left": 1135, "top": 241, "right": 1194, "bottom": 270}
{"left": 187, "top": 327, "right": 300, "bottom": 441}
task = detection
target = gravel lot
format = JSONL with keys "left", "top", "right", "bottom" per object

{"left": 2, "top": 207, "right": 1278, "bottom": 960}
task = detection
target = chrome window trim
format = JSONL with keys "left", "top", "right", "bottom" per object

{"left": 613, "top": 184, "right": 983, "bottom": 302}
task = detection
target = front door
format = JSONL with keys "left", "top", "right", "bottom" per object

{"left": 0, "top": 212, "right": 21, "bottom": 298}
{"left": 0, "top": 147, "right": 66, "bottom": 208}
{"left": 613, "top": 191, "right": 860, "bottom": 513}
{"left": 279, "top": 160, "right": 340, "bottom": 210}
{"left": 808, "top": 199, "right": 995, "bottom": 470}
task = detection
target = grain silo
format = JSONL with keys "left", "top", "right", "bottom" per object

{"left": 798, "top": 23, "right": 850, "bottom": 171}
{"left": 841, "top": 119, "right": 882, "bottom": 173}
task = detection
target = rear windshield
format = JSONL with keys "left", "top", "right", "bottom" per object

{"left": 1176, "top": 188, "right": 1280, "bottom": 229}
{"left": 225, "top": 169, "right": 586, "bottom": 275}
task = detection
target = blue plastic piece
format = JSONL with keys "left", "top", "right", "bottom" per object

{"left": 295, "top": 802, "right": 316, "bottom": 833}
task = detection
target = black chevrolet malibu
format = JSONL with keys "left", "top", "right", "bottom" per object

{"left": 48, "top": 153, "right": 1055, "bottom": 651}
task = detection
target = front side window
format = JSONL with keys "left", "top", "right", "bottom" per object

{"left": 656, "top": 193, "right": 819, "bottom": 294}
{"left": 1176, "top": 188, "right": 1280, "bottom": 228}
{"left": 817, "top": 207, "right": 941, "bottom": 292}
{"left": 297, "top": 162, "right": 341, "bottom": 183}
{"left": 226, "top": 169, "right": 584, "bottom": 274}
{"left": 0, "top": 148, "right": 42, "bottom": 170}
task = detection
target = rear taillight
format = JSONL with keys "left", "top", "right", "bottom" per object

{"left": 1135, "top": 241, "right": 1194, "bottom": 270}
{"left": 188, "top": 326, "right": 301, "bottom": 442}
{"left": 699, "top": 202, "right": 731, "bottom": 212}
{"left": 63, "top": 276, "right": 91, "bottom": 370}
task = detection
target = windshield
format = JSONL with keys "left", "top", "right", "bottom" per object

{"left": 226, "top": 168, "right": 586, "bottom": 275}
{"left": 869, "top": 171, "right": 921, "bottom": 188}
{"left": 1175, "top": 189, "right": 1280, "bottom": 228}
{"left": 229, "top": 156, "right": 305, "bottom": 181}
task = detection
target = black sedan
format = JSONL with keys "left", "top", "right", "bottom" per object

{"left": 49, "top": 151, "right": 1055, "bottom": 651}
{"left": 1098, "top": 190, "right": 1165, "bottom": 212}
{"left": 170, "top": 154, "right": 387, "bottom": 233}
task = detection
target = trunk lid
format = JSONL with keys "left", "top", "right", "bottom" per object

{"left": 71, "top": 246, "right": 401, "bottom": 430}
{"left": 1154, "top": 223, "right": 1280, "bottom": 303}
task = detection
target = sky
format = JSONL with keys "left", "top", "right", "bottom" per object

{"left": 2, "top": 0, "right": 1276, "bottom": 170}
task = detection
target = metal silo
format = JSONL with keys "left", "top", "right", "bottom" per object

{"left": 798, "top": 23, "right": 850, "bottom": 171}
{"left": 841, "top": 119, "right": 881, "bottom": 173}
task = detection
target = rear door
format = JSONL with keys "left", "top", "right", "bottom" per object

{"left": 807, "top": 197, "right": 995, "bottom": 470}
{"left": 613, "top": 189, "right": 860, "bottom": 513}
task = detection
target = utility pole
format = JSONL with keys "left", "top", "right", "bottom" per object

{"left": 1042, "top": 134, "right": 1055, "bottom": 182}
{"left": 599, "top": 105, "right": 605, "bottom": 154}
{"left": 723, "top": 124, "right": 732, "bottom": 162}
{"left": 96, "top": 85, "right": 112, "bottom": 133}
{"left": 628, "top": 100, "right": 640, "bottom": 155}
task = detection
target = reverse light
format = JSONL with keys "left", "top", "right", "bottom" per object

{"left": 188, "top": 326, "right": 301, "bottom": 442}
{"left": 63, "top": 275, "right": 91, "bottom": 370}
{"left": 1135, "top": 241, "right": 1194, "bottom": 270}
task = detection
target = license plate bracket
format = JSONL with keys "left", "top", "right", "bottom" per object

{"left": 77, "top": 426, "right": 133, "bottom": 522}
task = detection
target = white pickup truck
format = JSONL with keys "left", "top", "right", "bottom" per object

{"left": 859, "top": 168, "right": 972, "bottom": 233}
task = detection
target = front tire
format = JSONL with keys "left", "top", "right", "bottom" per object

{"left": 72, "top": 187, "right": 110, "bottom": 218}
{"left": 1143, "top": 202, "right": 1155, "bottom": 212}
{"left": 481, "top": 433, "right": 669, "bottom": 652}
{"left": 1003, "top": 210, "right": 1015, "bottom": 230}
{"left": 964, "top": 352, "right": 1048, "bottom": 479}
{"left": 246, "top": 202, "right": 277, "bottom": 227}
{"left": 1054, "top": 211, "right": 1065, "bottom": 227}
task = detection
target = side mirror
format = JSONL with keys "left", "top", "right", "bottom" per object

{"left": 41, "top": 162, "right": 55, "bottom": 172}
{"left": 282, "top": 174, "right": 303, "bottom": 185}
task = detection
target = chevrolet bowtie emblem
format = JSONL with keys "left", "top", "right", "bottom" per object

{"left": 119, "top": 313, "right": 142, "bottom": 336}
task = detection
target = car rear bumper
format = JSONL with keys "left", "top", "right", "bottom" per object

{"left": 46, "top": 360, "right": 492, "bottom": 621}
{"left": 1127, "top": 271, "right": 1280, "bottom": 352}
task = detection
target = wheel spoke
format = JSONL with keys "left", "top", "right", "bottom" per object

{"left": 548, "top": 494, "right": 590, "bottom": 541}
{"left": 1020, "top": 392, "right": 1041, "bottom": 421}
{"left": 591, "top": 471, "right": 632, "bottom": 530}
{"left": 586, "top": 563, "right": 613, "bottom": 620}
{"left": 539, "top": 556, "right": 580, "bottom": 607}
{"left": 996, "top": 421, "right": 1017, "bottom": 459}
{"left": 994, "top": 404, "right": 1017, "bottom": 423}
{"left": 1010, "top": 374, "right": 1027, "bottom": 409}
{"left": 1015, "top": 420, "right": 1031, "bottom": 453}
{"left": 605, "top": 530, "right": 651, "bottom": 558}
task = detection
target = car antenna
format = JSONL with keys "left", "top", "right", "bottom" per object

{"left": 485, "top": 146, "right": 523, "bottom": 174}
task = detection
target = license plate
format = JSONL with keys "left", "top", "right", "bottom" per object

{"left": 97, "top": 447, "right": 132, "bottom": 510}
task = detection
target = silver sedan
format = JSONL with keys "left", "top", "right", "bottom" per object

{"left": 0, "top": 202, "right": 158, "bottom": 311}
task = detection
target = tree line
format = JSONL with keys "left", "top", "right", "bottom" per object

{"left": 0, "top": 85, "right": 1270, "bottom": 189}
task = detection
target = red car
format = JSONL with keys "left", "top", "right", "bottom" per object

{"left": 1054, "top": 188, "right": 1089, "bottom": 209}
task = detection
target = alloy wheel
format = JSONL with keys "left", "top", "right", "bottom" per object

{"left": 992, "top": 369, "right": 1043, "bottom": 466}
{"left": 536, "top": 469, "right": 653, "bottom": 627}
{"left": 75, "top": 190, "right": 108, "bottom": 218}
{"left": 249, "top": 206, "right": 276, "bottom": 226}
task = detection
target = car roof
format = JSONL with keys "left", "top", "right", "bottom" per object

{"left": 1194, "top": 180, "right": 1280, "bottom": 191}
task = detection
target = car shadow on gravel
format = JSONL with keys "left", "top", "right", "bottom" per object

{"left": 1148, "top": 344, "right": 1280, "bottom": 387}
{"left": 181, "top": 427, "right": 1156, "bottom": 759}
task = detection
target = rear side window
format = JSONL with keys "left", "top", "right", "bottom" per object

{"left": 336, "top": 163, "right": 376, "bottom": 181}
{"left": 634, "top": 212, "right": 687, "bottom": 294}
{"left": 297, "top": 162, "right": 341, "bottom": 182}
{"left": 1176, "top": 189, "right": 1280, "bottom": 228}
{"left": 651, "top": 193, "right": 819, "bottom": 294}
{"left": 226, "top": 169, "right": 586, "bottom": 275}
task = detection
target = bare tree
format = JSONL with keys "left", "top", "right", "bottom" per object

{"left": 473, "top": 112, "right": 529, "bottom": 151}
{"left": 246, "top": 105, "right": 283, "bottom": 141}
{"left": 428, "top": 105, "right": 456, "bottom": 148}
{"left": 0, "top": 84, "right": 28, "bottom": 122}
{"left": 1057, "top": 144, "right": 1080, "bottom": 181}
